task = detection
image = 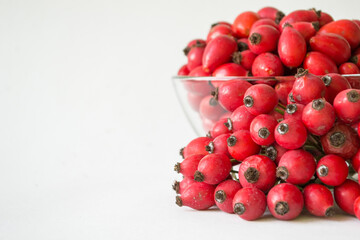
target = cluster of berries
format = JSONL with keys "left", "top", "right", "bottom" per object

{"left": 174, "top": 7, "right": 360, "bottom": 221}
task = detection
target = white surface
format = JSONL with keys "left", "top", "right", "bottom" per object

{"left": 0, "top": 0, "right": 359, "bottom": 239}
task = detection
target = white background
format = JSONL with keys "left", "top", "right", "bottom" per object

{"left": 0, "top": 0, "right": 359, "bottom": 239}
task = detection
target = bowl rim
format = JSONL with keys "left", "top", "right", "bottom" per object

{"left": 171, "top": 74, "right": 360, "bottom": 81}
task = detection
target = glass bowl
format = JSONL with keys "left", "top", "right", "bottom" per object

{"left": 172, "top": 74, "right": 360, "bottom": 136}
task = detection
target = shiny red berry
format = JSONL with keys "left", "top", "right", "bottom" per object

{"left": 181, "top": 136, "right": 212, "bottom": 159}
{"left": 316, "top": 154, "right": 348, "bottom": 186}
{"left": 352, "top": 149, "right": 360, "bottom": 172}
{"left": 199, "top": 95, "right": 226, "bottom": 121}
{"left": 176, "top": 182, "right": 215, "bottom": 210}
{"left": 267, "top": 183, "right": 304, "bottom": 220}
{"left": 279, "top": 9, "right": 319, "bottom": 30}
{"left": 205, "top": 133, "right": 231, "bottom": 157}
{"left": 243, "top": 84, "right": 278, "bottom": 115}
{"left": 212, "top": 63, "right": 247, "bottom": 77}
{"left": 334, "top": 179, "right": 360, "bottom": 215}
{"left": 275, "top": 80, "right": 294, "bottom": 105}
{"left": 239, "top": 155, "right": 276, "bottom": 192}
{"left": 207, "top": 24, "right": 234, "bottom": 43}
{"left": 322, "top": 73, "right": 351, "bottom": 104}
{"left": 250, "top": 114, "right": 277, "bottom": 146}
{"left": 232, "top": 11, "right": 260, "bottom": 38}
{"left": 248, "top": 25, "right": 280, "bottom": 54}
{"left": 229, "top": 105, "right": 256, "bottom": 131}
{"left": 251, "top": 53, "right": 284, "bottom": 77}
{"left": 232, "top": 187, "right": 266, "bottom": 221}
{"left": 339, "top": 62, "right": 360, "bottom": 74}
{"left": 187, "top": 46, "right": 205, "bottom": 71}
{"left": 318, "top": 11, "right": 334, "bottom": 27}
{"left": 209, "top": 118, "right": 232, "bottom": 138}
{"left": 172, "top": 177, "right": 196, "bottom": 194}
{"left": 178, "top": 64, "right": 190, "bottom": 76}
{"left": 227, "top": 130, "right": 260, "bottom": 162}
{"left": 292, "top": 21, "right": 319, "bottom": 43}
{"left": 257, "top": 6, "right": 284, "bottom": 23}
{"left": 354, "top": 196, "right": 360, "bottom": 220}
{"left": 183, "top": 39, "right": 206, "bottom": 56}
{"left": 232, "top": 50, "right": 257, "bottom": 71}
{"left": 302, "top": 98, "right": 335, "bottom": 136}
{"left": 250, "top": 19, "right": 279, "bottom": 32}
{"left": 333, "top": 89, "right": 360, "bottom": 124}
{"left": 194, "top": 153, "right": 231, "bottom": 185}
{"left": 275, "top": 119, "right": 307, "bottom": 150}
{"left": 284, "top": 103, "right": 304, "bottom": 122}
{"left": 303, "top": 184, "right": 335, "bottom": 217}
{"left": 214, "top": 180, "right": 242, "bottom": 213}
{"left": 174, "top": 154, "right": 204, "bottom": 178}
{"left": 185, "top": 66, "right": 212, "bottom": 96}
{"left": 303, "top": 51, "right": 338, "bottom": 75}
{"left": 276, "top": 149, "right": 316, "bottom": 185}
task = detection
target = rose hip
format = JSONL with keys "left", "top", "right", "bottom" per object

{"left": 178, "top": 64, "right": 190, "bottom": 76}
{"left": 274, "top": 119, "right": 307, "bottom": 150}
{"left": 232, "top": 11, "right": 260, "bottom": 38}
{"left": 239, "top": 155, "right": 276, "bottom": 192}
{"left": 275, "top": 81, "right": 294, "bottom": 105}
{"left": 205, "top": 133, "right": 231, "bottom": 157}
{"left": 214, "top": 180, "right": 242, "bottom": 213}
{"left": 303, "top": 184, "right": 335, "bottom": 217}
{"left": 229, "top": 105, "right": 256, "bottom": 131}
{"left": 251, "top": 53, "right": 284, "bottom": 77}
{"left": 174, "top": 154, "right": 205, "bottom": 178}
{"left": 183, "top": 39, "right": 206, "bottom": 56}
{"left": 257, "top": 6, "right": 284, "bottom": 23}
{"left": 339, "top": 62, "right": 360, "bottom": 74}
{"left": 199, "top": 95, "right": 226, "bottom": 121}
{"left": 187, "top": 92, "right": 203, "bottom": 112}
{"left": 227, "top": 130, "right": 260, "bottom": 162}
{"left": 250, "top": 19, "right": 279, "bottom": 32}
{"left": 284, "top": 103, "right": 304, "bottom": 121}
{"left": 232, "top": 50, "right": 257, "bottom": 70}
{"left": 187, "top": 46, "right": 205, "bottom": 71}
{"left": 322, "top": 73, "right": 351, "bottom": 104}
{"left": 202, "top": 35, "right": 238, "bottom": 73}
{"left": 302, "top": 98, "right": 335, "bottom": 136}
{"left": 352, "top": 149, "right": 360, "bottom": 172}
{"left": 210, "top": 118, "right": 232, "bottom": 138}
{"left": 207, "top": 24, "right": 234, "bottom": 43}
{"left": 316, "top": 154, "right": 348, "bottom": 186}
{"left": 303, "top": 51, "right": 338, "bottom": 75}
{"left": 279, "top": 9, "right": 319, "bottom": 30}
{"left": 263, "top": 143, "right": 287, "bottom": 164}
{"left": 232, "top": 187, "right": 267, "bottom": 221}
{"left": 185, "top": 66, "right": 213, "bottom": 96}
{"left": 181, "top": 136, "right": 212, "bottom": 159}
{"left": 320, "top": 123, "right": 360, "bottom": 159}
{"left": 276, "top": 149, "right": 316, "bottom": 185}
{"left": 292, "top": 21, "right": 319, "bottom": 43}
{"left": 237, "top": 38, "right": 249, "bottom": 51}
{"left": 250, "top": 114, "right": 277, "bottom": 146}
{"left": 334, "top": 179, "right": 360, "bottom": 215}
{"left": 318, "top": 19, "right": 360, "bottom": 49}
{"left": 212, "top": 63, "right": 248, "bottom": 77}
{"left": 318, "top": 11, "right": 334, "bottom": 27}
{"left": 354, "top": 196, "right": 360, "bottom": 220}
{"left": 176, "top": 182, "right": 215, "bottom": 210}
{"left": 172, "top": 177, "right": 196, "bottom": 194}
{"left": 267, "top": 183, "right": 304, "bottom": 220}
{"left": 292, "top": 69, "right": 326, "bottom": 105}
{"left": 333, "top": 89, "right": 360, "bottom": 124}
{"left": 243, "top": 84, "right": 278, "bottom": 115}
{"left": 248, "top": 25, "right": 280, "bottom": 54}
{"left": 213, "top": 79, "right": 252, "bottom": 112}
{"left": 278, "top": 24, "right": 307, "bottom": 68}
{"left": 194, "top": 153, "right": 231, "bottom": 185}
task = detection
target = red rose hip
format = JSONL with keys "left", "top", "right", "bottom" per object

{"left": 303, "top": 184, "right": 335, "bottom": 217}
{"left": 227, "top": 130, "right": 260, "bottom": 161}
{"left": 334, "top": 179, "right": 360, "bottom": 215}
{"left": 274, "top": 119, "right": 307, "bottom": 150}
{"left": 250, "top": 114, "right": 277, "bottom": 146}
{"left": 316, "top": 154, "right": 348, "bottom": 186}
{"left": 176, "top": 182, "right": 215, "bottom": 210}
{"left": 232, "top": 187, "right": 267, "bottom": 221}
{"left": 243, "top": 84, "right": 278, "bottom": 115}
{"left": 194, "top": 153, "right": 231, "bottom": 185}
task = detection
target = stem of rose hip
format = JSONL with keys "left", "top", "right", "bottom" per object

{"left": 274, "top": 107, "right": 285, "bottom": 115}
{"left": 277, "top": 102, "right": 286, "bottom": 109}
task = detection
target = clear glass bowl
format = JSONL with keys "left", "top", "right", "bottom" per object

{"left": 172, "top": 75, "right": 360, "bottom": 136}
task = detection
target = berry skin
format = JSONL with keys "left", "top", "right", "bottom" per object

{"left": 267, "top": 183, "right": 304, "bottom": 220}
{"left": 243, "top": 84, "right": 278, "bottom": 115}
{"left": 316, "top": 154, "right": 348, "bottom": 186}
{"left": 333, "top": 89, "right": 360, "bottom": 124}
{"left": 202, "top": 35, "right": 238, "bottom": 73}
{"left": 263, "top": 143, "right": 287, "bottom": 165}
{"left": 301, "top": 98, "right": 335, "bottom": 136}
{"left": 303, "top": 51, "right": 338, "bottom": 75}
{"left": 250, "top": 19, "right": 279, "bottom": 32}
{"left": 185, "top": 66, "right": 213, "bottom": 96}
{"left": 194, "top": 153, "right": 231, "bottom": 185}
{"left": 352, "top": 149, "right": 360, "bottom": 172}
{"left": 176, "top": 182, "right": 215, "bottom": 210}
{"left": 279, "top": 9, "right": 319, "bottom": 30}
{"left": 183, "top": 39, "right": 206, "bottom": 56}
{"left": 178, "top": 64, "right": 190, "bottom": 76}
{"left": 172, "top": 177, "right": 196, "bottom": 195}
{"left": 187, "top": 92, "right": 203, "bottom": 112}
{"left": 275, "top": 80, "right": 294, "bottom": 105}
{"left": 212, "top": 63, "right": 248, "bottom": 77}
{"left": 248, "top": 25, "right": 280, "bottom": 54}
{"left": 321, "top": 123, "right": 360, "bottom": 159}
{"left": 334, "top": 179, "right": 360, "bottom": 215}
{"left": 207, "top": 24, "right": 234, "bottom": 43}
{"left": 174, "top": 154, "right": 205, "bottom": 178}
{"left": 322, "top": 73, "right": 351, "bottom": 104}
{"left": 201, "top": 117, "right": 216, "bottom": 133}
{"left": 232, "top": 50, "right": 257, "bottom": 70}
{"left": 303, "top": 184, "right": 335, "bottom": 217}
{"left": 232, "top": 187, "right": 267, "bottom": 221}
{"left": 278, "top": 25, "right": 307, "bottom": 68}
{"left": 309, "top": 33, "right": 351, "bottom": 65}
{"left": 354, "top": 196, "right": 360, "bottom": 220}
{"left": 339, "top": 62, "right": 360, "bottom": 74}
{"left": 292, "top": 21, "right": 319, "bottom": 43}
{"left": 239, "top": 155, "right": 276, "bottom": 192}
{"left": 276, "top": 149, "right": 316, "bottom": 185}
{"left": 182, "top": 136, "right": 212, "bottom": 159}
{"left": 229, "top": 105, "right": 256, "bottom": 131}
{"left": 209, "top": 118, "right": 232, "bottom": 138}
{"left": 250, "top": 114, "right": 277, "bottom": 146}
{"left": 257, "top": 6, "right": 284, "bottom": 22}
{"left": 292, "top": 69, "right": 326, "bottom": 105}
{"left": 187, "top": 46, "right": 205, "bottom": 71}
{"left": 284, "top": 103, "right": 304, "bottom": 122}
{"left": 199, "top": 95, "right": 226, "bottom": 121}
{"left": 251, "top": 53, "right": 284, "bottom": 77}
{"left": 227, "top": 130, "right": 260, "bottom": 162}
{"left": 318, "top": 19, "right": 360, "bottom": 49}
{"left": 274, "top": 119, "right": 307, "bottom": 150}
{"left": 318, "top": 11, "right": 334, "bottom": 27}
{"left": 232, "top": 11, "right": 260, "bottom": 38}
{"left": 213, "top": 79, "right": 252, "bottom": 112}
{"left": 214, "top": 180, "right": 242, "bottom": 213}
{"left": 205, "top": 133, "right": 232, "bottom": 158}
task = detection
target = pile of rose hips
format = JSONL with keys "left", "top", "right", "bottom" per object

{"left": 174, "top": 6, "right": 360, "bottom": 221}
